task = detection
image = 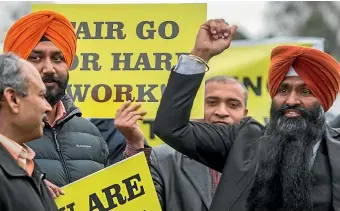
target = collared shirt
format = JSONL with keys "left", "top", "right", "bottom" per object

{"left": 50, "top": 100, "right": 67, "bottom": 127}
{"left": 0, "top": 134, "right": 35, "bottom": 176}
{"left": 209, "top": 168, "right": 221, "bottom": 193}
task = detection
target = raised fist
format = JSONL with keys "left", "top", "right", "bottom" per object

{"left": 190, "top": 19, "right": 237, "bottom": 62}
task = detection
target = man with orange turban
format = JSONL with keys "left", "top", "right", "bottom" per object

{"left": 153, "top": 18, "right": 340, "bottom": 211}
{"left": 3, "top": 10, "right": 109, "bottom": 198}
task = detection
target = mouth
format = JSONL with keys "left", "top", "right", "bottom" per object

{"left": 212, "top": 121, "right": 229, "bottom": 125}
{"left": 44, "top": 81, "right": 58, "bottom": 86}
{"left": 283, "top": 109, "right": 301, "bottom": 117}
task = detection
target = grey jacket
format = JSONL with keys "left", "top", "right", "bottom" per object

{"left": 151, "top": 144, "right": 213, "bottom": 211}
{"left": 27, "top": 95, "right": 109, "bottom": 187}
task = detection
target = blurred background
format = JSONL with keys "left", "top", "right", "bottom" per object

{"left": 1, "top": 1, "right": 340, "bottom": 120}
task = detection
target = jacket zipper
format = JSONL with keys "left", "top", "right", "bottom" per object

{"left": 52, "top": 128, "right": 71, "bottom": 183}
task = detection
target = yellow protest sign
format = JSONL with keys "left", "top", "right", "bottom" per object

{"left": 32, "top": 4, "right": 206, "bottom": 119}
{"left": 55, "top": 152, "right": 161, "bottom": 211}
{"left": 140, "top": 39, "right": 323, "bottom": 147}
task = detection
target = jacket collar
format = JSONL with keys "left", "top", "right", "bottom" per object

{"left": 52, "top": 95, "right": 82, "bottom": 126}
{"left": 0, "top": 143, "right": 27, "bottom": 177}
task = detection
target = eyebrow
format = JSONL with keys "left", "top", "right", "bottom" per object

{"left": 30, "top": 50, "right": 63, "bottom": 55}
{"left": 280, "top": 82, "right": 307, "bottom": 88}
{"left": 206, "top": 96, "right": 241, "bottom": 103}
{"left": 279, "top": 82, "right": 289, "bottom": 87}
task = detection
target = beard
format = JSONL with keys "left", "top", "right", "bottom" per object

{"left": 246, "top": 102, "right": 326, "bottom": 211}
{"left": 43, "top": 73, "right": 69, "bottom": 106}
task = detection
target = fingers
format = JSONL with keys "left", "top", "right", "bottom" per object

{"left": 47, "top": 186, "right": 57, "bottom": 199}
{"left": 127, "top": 114, "right": 146, "bottom": 125}
{"left": 115, "top": 100, "right": 132, "bottom": 118}
{"left": 121, "top": 103, "right": 142, "bottom": 118}
{"left": 59, "top": 188, "right": 65, "bottom": 195}
{"left": 206, "top": 19, "right": 218, "bottom": 39}
{"left": 216, "top": 19, "right": 229, "bottom": 39}
{"left": 115, "top": 101, "right": 147, "bottom": 126}
{"left": 224, "top": 25, "right": 238, "bottom": 48}
{"left": 230, "top": 25, "right": 238, "bottom": 36}
{"left": 116, "top": 101, "right": 142, "bottom": 118}
{"left": 48, "top": 185, "right": 64, "bottom": 198}
{"left": 125, "top": 110, "right": 147, "bottom": 122}
{"left": 45, "top": 180, "right": 64, "bottom": 199}
{"left": 206, "top": 19, "right": 227, "bottom": 39}
{"left": 204, "top": 19, "right": 237, "bottom": 41}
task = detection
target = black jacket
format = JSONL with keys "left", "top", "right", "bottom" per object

{"left": 0, "top": 144, "right": 58, "bottom": 211}
{"left": 27, "top": 95, "right": 109, "bottom": 187}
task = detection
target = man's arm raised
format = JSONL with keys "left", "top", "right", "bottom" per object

{"left": 153, "top": 19, "right": 239, "bottom": 172}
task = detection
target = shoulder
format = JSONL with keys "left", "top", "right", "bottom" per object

{"left": 240, "top": 117, "right": 264, "bottom": 129}
{"left": 237, "top": 117, "right": 265, "bottom": 135}
{"left": 67, "top": 116, "right": 103, "bottom": 137}
{"left": 327, "top": 125, "right": 340, "bottom": 138}
{"left": 152, "top": 144, "right": 177, "bottom": 157}
{"left": 64, "top": 117, "right": 108, "bottom": 155}
{"left": 151, "top": 144, "right": 180, "bottom": 165}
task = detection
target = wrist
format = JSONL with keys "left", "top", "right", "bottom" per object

{"left": 126, "top": 140, "right": 144, "bottom": 149}
{"left": 190, "top": 49, "right": 211, "bottom": 63}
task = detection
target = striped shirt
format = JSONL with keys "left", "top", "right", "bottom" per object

{"left": 209, "top": 168, "right": 221, "bottom": 193}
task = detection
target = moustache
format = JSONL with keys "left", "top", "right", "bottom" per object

{"left": 275, "top": 104, "right": 312, "bottom": 117}
{"left": 42, "top": 75, "right": 61, "bottom": 84}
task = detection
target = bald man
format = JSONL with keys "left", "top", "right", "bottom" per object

{"left": 3, "top": 10, "right": 109, "bottom": 197}
{"left": 154, "top": 19, "right": 340, "bottom": 211}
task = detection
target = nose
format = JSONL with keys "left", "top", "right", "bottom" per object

{"left": 214, "top": 104, "right": 230, "bottom": 118}
{"left": 42, "top": 58, "right": 55, "bottom": 75}
{"left": 285, "top": 91, "right": 301, "bottom": 106}
{"left": 45, "top": 99, "right": 52, "bottom": 112}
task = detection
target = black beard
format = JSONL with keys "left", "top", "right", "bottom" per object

{"left": 247, "top": 102, "right": 326, "bottom": 211}
{"left": 43, "top": 73, "right": 69, "bottom": 106}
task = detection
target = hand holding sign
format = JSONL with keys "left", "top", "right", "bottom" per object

{"left": 190, "top": 18, "right": 237, "bottom": 63}
{"left": 115, "top": 101, "right": 147, "bottom": 149}
{"left": 45, "top": 179, "right": 65, "bottom": 199}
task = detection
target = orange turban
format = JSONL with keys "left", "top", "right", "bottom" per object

{"left": 3, "top": 10, "right": 76, "bottom": 68}
{"left": 268, "top": 45, "right": 340, "bottom": 111}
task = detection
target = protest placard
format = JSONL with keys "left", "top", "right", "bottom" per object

{"left": 56, "top": 152, "right": 161, "bottom": 211}
{"left": 32, "top": 3, "right": 207, "bottom": 119}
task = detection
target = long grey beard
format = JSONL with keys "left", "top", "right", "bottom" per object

{"left": 246, "top": 104, "right": 325, "bottom": 211}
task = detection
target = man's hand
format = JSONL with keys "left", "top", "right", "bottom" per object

{"left": 44, "top": 179, "right": 65, "bottom": 199}
{"left": 190, "top": 18, "right": 237, "bottom": 62}
{"left": 115, "top": 101, "right": 147, "bottom": 149}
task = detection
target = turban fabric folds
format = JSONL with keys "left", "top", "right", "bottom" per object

{"left": 268, "top": 45, "right": 340, "bottom": 111}
{"left": 3, "top": 10, "right": 77, "bottom": 68}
